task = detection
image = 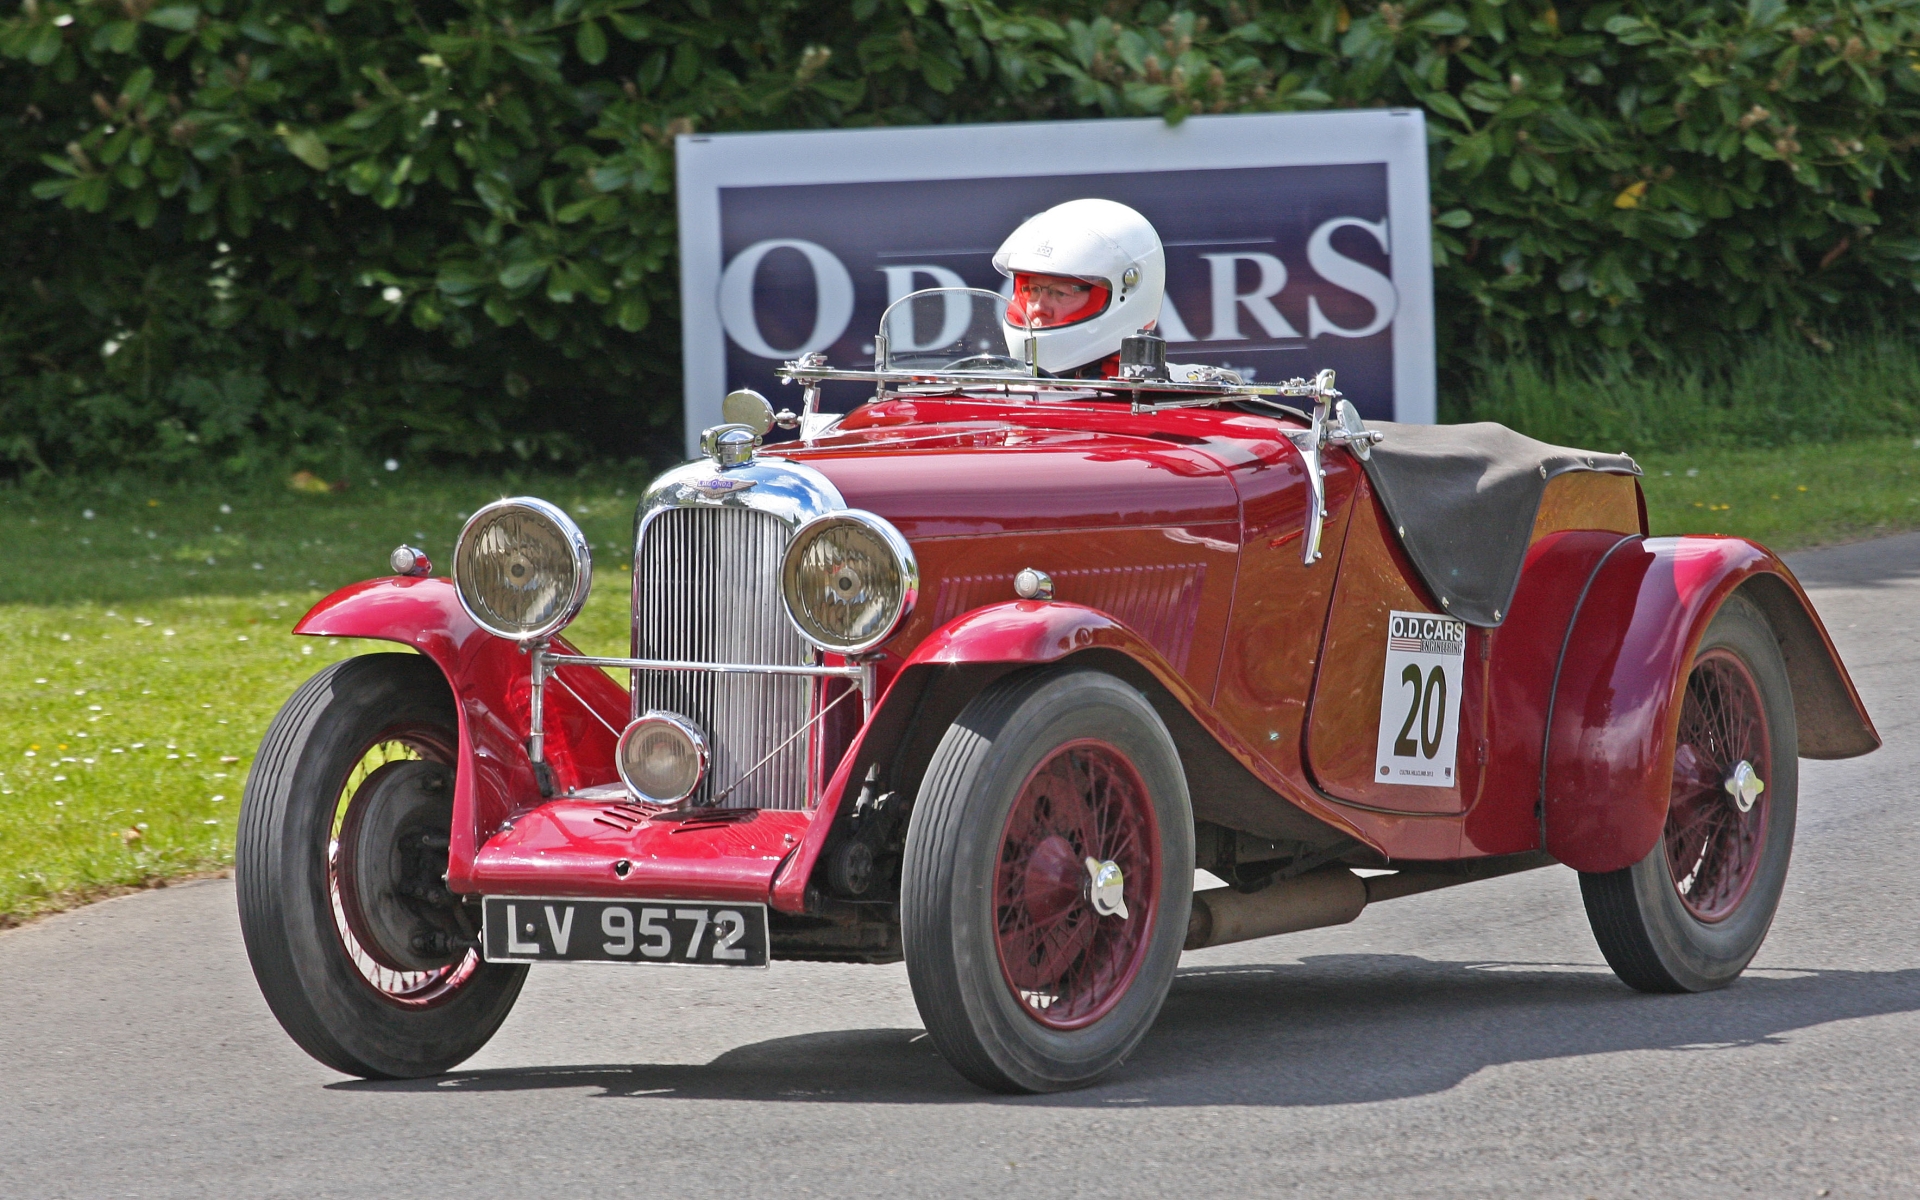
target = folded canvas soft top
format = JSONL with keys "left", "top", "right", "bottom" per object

{"left": 1355, "top": 421, "right": 1641, "bottom": 627}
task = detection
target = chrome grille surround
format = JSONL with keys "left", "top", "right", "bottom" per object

{"left": 630, "top": 457, "right": 845, "bottom": 810}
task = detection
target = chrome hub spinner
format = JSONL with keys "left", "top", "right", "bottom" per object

{"left": 1724, "top": 759, "right": 1765, "bottom": 813}
{"left": 1084, "top": 856, "right": 1129, "bottom": 920}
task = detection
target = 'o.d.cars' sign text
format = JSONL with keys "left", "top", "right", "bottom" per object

{"left": 677, "top": 112, "right": 1434, "bottom": 455}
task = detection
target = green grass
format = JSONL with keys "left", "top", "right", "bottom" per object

{"left": 0, "top": 467, "right": 652, "bottom": 923}
{"left": 5, "top": 420, "right": 1920, "bottom": 923}
{"left": 1638, "top": 436, "right": 1920, "bottom": 549}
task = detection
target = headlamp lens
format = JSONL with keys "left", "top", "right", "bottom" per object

{"left": 781, "top": 511, "right": 917, "bottom": 653}
{"left": 617, "top": 713, "right": 708, "bottom": 804}
{"left": 452, "top": 499, "right": 590, "bottom": 640}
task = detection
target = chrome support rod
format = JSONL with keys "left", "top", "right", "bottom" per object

{"left": 775, "top": 362, "right": 1337, "bottom": 403}
{"left": 526, "top": 640, "right": 549, "bottom": 765}
{"left": 540, "top": 650, "right": 863, "bottom": 680}
{"left": 528, "top": 647, "right": 870, "bottom": 772}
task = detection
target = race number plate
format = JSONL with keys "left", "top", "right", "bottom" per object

{"left": 1374, "top": 610, "right": 1467, "bottom": 789}
{"left": 481, "top": 897, "right": 769, "bottom": 968}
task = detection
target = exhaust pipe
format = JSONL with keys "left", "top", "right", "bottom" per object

{"left": 1184, "top": 853, "right": 1555, "bottom": 951}
{"left": 1185, "top": 866, "right": 1365, "bottom": 950}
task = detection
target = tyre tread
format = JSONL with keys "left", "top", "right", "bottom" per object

{"left": 901, "top": 667, "right": 1192, "bottom": 1093}
{"left": 1579, "top": 869, "right": 1686, "bottom": 993}
{"left": 901, "top": 678, "right": 1032, "bottom": 1090}
{"left": 1577, "top": 592, "right": 1797, "bottom": 995}
{"left": 237, "top": 653, "right": 523, "bottom": 1079}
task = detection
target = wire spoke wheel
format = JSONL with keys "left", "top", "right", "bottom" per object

{"left": 327, "top": 727, "right": 479, "bottom": 1008}
{"left": 238, "top": 654, "right": 527, "bottom": 1078}
{"left": 992, "top": 740, "right": 1158, "bottom": 1029}
{"left": 1664, "top": 650, "right": 1771, "bottom": 923}
{"left": 1578, "top": 594, "right": 1798, "bottom": 994}
{"left": 903, "top": 668, "right": 1193, "bottom": 1093}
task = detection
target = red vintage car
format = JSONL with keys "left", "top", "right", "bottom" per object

{"left": 238, "top": 290, "right": 1878, "bottom": 1093}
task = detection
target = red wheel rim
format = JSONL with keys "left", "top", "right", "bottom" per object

{"left": 991, "top": 739, "right": 1159, "bottom": 1030}
{"left": 327, "top": 722, "right": 480, "bottom": 1009}
{"left": 1665, "top": 649, "right": 1772, "bottom": 923}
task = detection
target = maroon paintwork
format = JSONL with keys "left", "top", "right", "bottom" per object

{"left": 295, "top": 394, "right": 1878, "bottom": 913}
{"left": 1541, "top": 534, "right": 1869, "bottom": 873}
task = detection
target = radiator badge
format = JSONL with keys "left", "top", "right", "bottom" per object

{"left": 683, "top": 475, "right": 758, "bottom": 499}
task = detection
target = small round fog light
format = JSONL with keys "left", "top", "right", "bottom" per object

{"left": 616, "top": 712, "right": 709, "bottom": 805}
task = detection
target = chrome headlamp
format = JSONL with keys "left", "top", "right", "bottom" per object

{"left": 617, "top": 712, "right": 709, "bottom": 804}
{"left": 779, "top": 510, "right": 917, "bottom": 654}
{"left": 452, "top": 497, "right": 592, "bottom": 641}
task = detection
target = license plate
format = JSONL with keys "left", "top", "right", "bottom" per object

{"left": 481, "top": 897, "right": 769, "bottom": 968}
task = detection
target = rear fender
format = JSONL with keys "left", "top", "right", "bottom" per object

{"left": 771, "top": 601, "right": 1370, "bottom": 912}
{"left": 1543, "top": 537, "right": 1877, "bottom": 873}
{"left": 294, "top": 578, "right": 629, "bottom": 892}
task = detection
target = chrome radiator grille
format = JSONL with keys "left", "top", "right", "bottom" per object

{"left": 632, "top": 506, "right": 813, "bottom": 809}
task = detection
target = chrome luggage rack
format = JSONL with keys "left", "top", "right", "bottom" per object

{"left": 775, "top": 352, "right": 1345, "bottom": 416}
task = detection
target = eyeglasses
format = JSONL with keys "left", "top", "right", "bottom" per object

{"left": 1019, "top": 280, "right": 1092, "bottom": 303}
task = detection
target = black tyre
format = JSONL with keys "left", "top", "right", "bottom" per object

{"left": 237, "top": 653, "right": 527, "bottom": 1078}
{"left": 1580, "top": 593, "right": 1798, "bottom": 993}
{"left": 901, "top": 667, "right": 1194, "bottom": 1093}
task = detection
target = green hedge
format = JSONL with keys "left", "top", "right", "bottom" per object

{"left": 3, "top": 0, "right": 1919, "bottom": 473}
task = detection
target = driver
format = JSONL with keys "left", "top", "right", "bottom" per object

{"left": 993, "top": 198, "right": 1171, "bottom": 380}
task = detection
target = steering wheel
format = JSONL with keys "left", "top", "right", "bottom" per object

{"left": 938, "top": 355, "right": 1027, "bottom": 373}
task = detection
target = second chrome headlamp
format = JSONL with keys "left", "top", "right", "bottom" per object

{"left": 779, "top": 510, "right": 917, "bottom": 654}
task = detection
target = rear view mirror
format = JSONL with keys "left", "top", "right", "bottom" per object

{"left": 722, "top": 389, "right": 775, "bottom": 436}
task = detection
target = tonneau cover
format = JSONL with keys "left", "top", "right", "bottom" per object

{"left": 1356, "top": 421, "right": 1641, "bottom": 627}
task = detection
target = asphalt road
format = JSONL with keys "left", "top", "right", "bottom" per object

{"left": 5, "top": 535, "right": 1919, "bottom": 1200}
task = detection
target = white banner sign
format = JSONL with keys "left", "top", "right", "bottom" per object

{"left": 677, "top": 110, "right": 1435, "bottom": 458}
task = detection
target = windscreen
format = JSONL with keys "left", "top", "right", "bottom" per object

{"left": 877, "top": 288, "right": 1025, "bottom": 374}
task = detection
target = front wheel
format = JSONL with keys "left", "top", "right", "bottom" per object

{"left": 1580, "top": 593, "right": 1798, "bottom": 993}
{"left": 901, "top": 668, "right": 1194, "bottom": 1093}
{"left": 237, "top": 653, "right": 527, "bottom": 1078}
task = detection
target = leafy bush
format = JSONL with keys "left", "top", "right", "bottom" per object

{"left": 2, "top": 0, "right": 1919, "bottom": 473}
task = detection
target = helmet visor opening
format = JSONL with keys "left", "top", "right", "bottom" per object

{"left": 1007, "top": 272, "right": 1112, "bottom": 331}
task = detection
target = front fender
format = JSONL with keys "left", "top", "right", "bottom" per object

{"left": 907, "top": 598, "right": 1140, "bottom": 665}
{"left": 1543, "top": 536, "right": 1877, "bottom": 874}
{"left": 771, "top": 601, "right": 1160, "bottom": 911}
{"left": 294, "top": 577, "right": 628, "bottom": 892}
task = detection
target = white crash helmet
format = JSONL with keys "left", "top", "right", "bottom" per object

{"left": 993, "top": 198, "right": 1166, "bottom": 375}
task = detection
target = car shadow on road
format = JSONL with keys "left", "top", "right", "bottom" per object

{"left": 333, "top": 955, "right": 1920, "bottom": 1107}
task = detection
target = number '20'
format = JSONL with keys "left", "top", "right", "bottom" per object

{"left": 1393, "top": 664, "right": 1447, "bottom": 759}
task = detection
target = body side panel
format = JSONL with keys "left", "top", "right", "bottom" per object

{"left": 1304, "top": 474, "right": 1483, "bottom": 815}
{"left": 1465, "top": 530, "right": 1639, "bottom": 856}
{"left": 1530, "top": 471, "right": 1645, "bottom": 540}
{"left": 885, "top": 526, "right": 1239, "bottom": 696}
